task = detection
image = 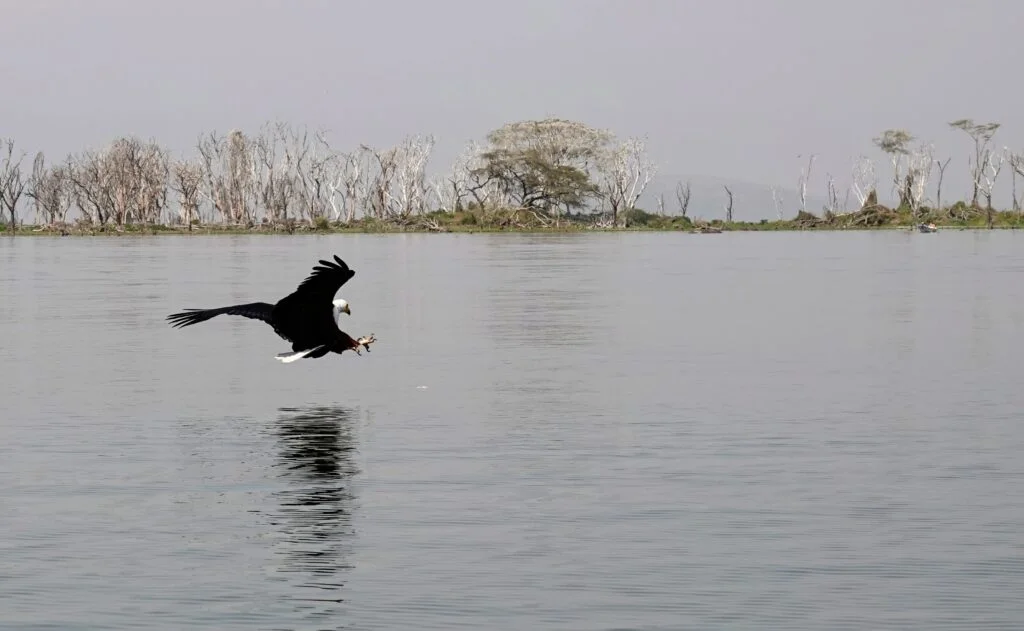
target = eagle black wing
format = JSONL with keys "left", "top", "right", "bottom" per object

{"left": 288, "top": 255, "right": 356, "bottom": 303}
{"left": 271, "top": 255, "right": 357, "bottom": 350}
{"left": 166, "top": 302, "right": 275, "bottom": 328}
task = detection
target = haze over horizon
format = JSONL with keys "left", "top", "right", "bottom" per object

{"left": 1, "top": 0, "right": 1021, "bottom": 219}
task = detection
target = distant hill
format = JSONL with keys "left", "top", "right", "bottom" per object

{"left": 636, "top": 173, "right": 834, "bottom": 222}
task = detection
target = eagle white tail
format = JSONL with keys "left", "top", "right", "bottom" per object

{"left": 274, "top": 345, "right": 326, "bottom": 363}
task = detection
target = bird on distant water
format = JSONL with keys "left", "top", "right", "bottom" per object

{"left": 166, "top": 255, "right": 376, "bottom": 363}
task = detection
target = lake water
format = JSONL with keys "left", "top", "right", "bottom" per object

{"left": 1, "top": 230, "right": 1023, "bottom": 630}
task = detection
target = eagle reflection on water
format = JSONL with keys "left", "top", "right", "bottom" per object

{"left": 270, "top": 404, "right": 360, "bottom": 605}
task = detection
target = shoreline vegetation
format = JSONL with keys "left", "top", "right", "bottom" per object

{"left": 6, "top": 207, "right": 1024, "bottom": 236}
{"left": 2, "top": 117, "right": 1023, "bottom": 236}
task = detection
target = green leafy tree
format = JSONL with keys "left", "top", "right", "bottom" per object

{"left": 472, "top": 118, "right": 611, "bottom": 215}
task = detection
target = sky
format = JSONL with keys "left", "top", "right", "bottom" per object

{"left": 0, "top": 0, "right": 1021, "bottom": 217}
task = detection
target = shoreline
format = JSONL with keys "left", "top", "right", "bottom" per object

{"left": 4, "top": 219, "right": 1023, "bottom": 237}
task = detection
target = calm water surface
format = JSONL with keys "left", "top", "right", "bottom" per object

{"left": 1, "top": 230, "right": 1023, "bottom": 630}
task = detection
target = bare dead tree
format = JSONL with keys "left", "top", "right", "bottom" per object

{"left": 197, "top": 130, "right": 258, "bottom": 224}
{"left": 63, "top": 137, "right": 169, "bottom": 227}
{"left": 797, "top": 154, "right": 816, "bottom": 213}
{"left": 250, "top": 123, "right": 297, "bottom": 224}
{"left": 98, "top": 137, "right": 169, "bottom": 225}
{"left": 823, "top": 173, "right": 840, "bottom": 217}
{"left": 304, "top": 133, "right": 344, "bottom": 225}
{"left": 980, "top": 149, "right": 1004, "bottom": 210}
{"left": 27, "top": 152, "right": 73, "bottom": 226}
{"left": 281, "top": 123, "right": 314, "bottom": 223}
{"left": 363, "top": 144, "right": 399, "bottom": 219}
{"left": 1008, "top": 151, "right": 1024, "bottom": 212}
{"left": 949, "top": 118, "right": 1000, "bottom": 207}
{"left": 656, "top": 193, "right": 665, "bottom": 216}
{"left": 674, "top": 180, "right": 691, "bottom": 217}
{"left": 770, "top": 185, "right": 784, "bottom": 220}
{"left": 433, "top": 141, "right": 478, "bottom": 213}
{"left": 392, "top": 134, "right": 435, "bottom": 217}
{"left": 723, "top": 184, "right": 733, "bottom": 222}
{"left": 906, "top": 143, "right": 935, "bottom": 216}
{"left": 430, "top": 174, "right": 454, "bottom": 213}
{"left": 331, "top": 149, "right": 368, "bottom": 222}
{"left": 0, "top": 139, "right": 27, "bottom": 231}
{"left": 934, "top": 157, "right": 951, "bottom": 214}
{"left": 851, "top": 155, "right": 877, "bottom": 207}
{"left": 103, "top": 140, "right": 136, "bottom": 225}
{"left": 133, "top": 139, "right": 170, "bottom": 225}
{"left": 275, "top": 122, "right": 337, "bottom": 226}
{"left": 598, "top": 135, "right": 657, "bottom": 226}
{"left": 196, "top": 132, "right": 225, "bottom": 222}
{"left": 171, "top": 159, "right": 204, "bottom": 229}
{"left": 66, "top": 150, "right": 107, "bottom": 226}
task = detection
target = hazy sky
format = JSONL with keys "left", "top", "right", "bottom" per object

{"left": 1, "top": 0, "right": 1021, "bottom": 207}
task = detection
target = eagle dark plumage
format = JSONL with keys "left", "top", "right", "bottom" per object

{"left": 166, "top": 255, "right": 376, "bottom": 363}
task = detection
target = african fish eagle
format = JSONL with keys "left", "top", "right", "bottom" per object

{"left": 166, "top": 255, "right": 376, "bottom": 363}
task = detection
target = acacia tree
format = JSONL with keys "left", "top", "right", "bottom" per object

{"left": 460, "top": 139, "right": 506, "bottom": 211}
{"left": 0, "top": 139, "right": 26, "bottom": 230}
{"left": 872, "top": 129, "right": 915, "bottom": 208}
{"left": 472, "top": 118, "right": 611, "bottom": 217}
{"left": 949, "top": 118, "right": 1000, "bottom": 208}
{"left": 475, "top": 147, "right": 598, "bottom": 217}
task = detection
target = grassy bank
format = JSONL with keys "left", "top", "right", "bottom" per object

{"left": 5, "top": 203, "right": 1024, "bottom": 236}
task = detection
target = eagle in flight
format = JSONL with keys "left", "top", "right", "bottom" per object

{"left": 166, "top": 255, "right": 376, "bottom": 363}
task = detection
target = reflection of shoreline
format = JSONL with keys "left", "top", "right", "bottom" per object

{"left": 271, "top": 405, "right": 360, "bottom": 607}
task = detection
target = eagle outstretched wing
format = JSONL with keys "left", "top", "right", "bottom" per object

{"left": 166, "top": 302, "right": 275, "bottom": 328}
{"left": 289, "top": 255, "right": 356, "bottom": 303}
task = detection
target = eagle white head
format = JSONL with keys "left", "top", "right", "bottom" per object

{"left": 332, "top": 298, "right": 351, "bottom": 322}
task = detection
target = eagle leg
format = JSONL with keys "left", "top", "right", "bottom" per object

{"left": 352, "top": 333, "right": 376, "bottom": 355}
